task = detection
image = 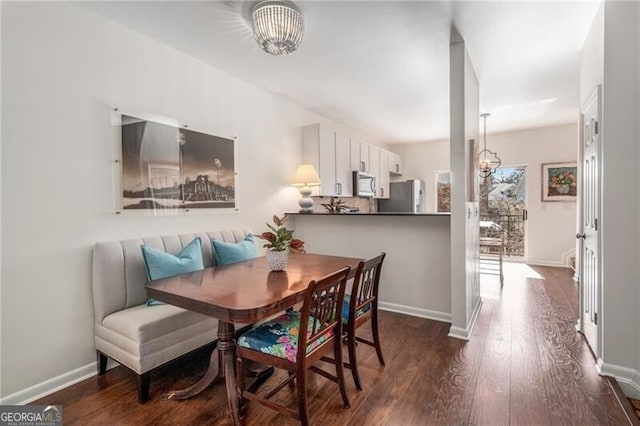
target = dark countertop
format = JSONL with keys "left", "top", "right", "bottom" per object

{"left": 286, "top": 212, "right": 450, "bottom": 217}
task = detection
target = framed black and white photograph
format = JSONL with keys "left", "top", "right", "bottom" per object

{"left": 113, "top": 110, "right": 236, "bottom": 213}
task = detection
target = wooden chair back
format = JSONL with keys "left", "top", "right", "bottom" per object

{"left": 349, "top": 253, "right": 386, "bottom": 320}
{"left": 297, "top": 266, "right": 350, "bottom": 364}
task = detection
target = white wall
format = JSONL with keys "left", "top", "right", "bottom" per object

{"left": 580, "top": 5, "right": 604, "bottom": 107}
{"left": 597, "top": 0, "right": 640, "bottom": 395}
{"left": 392, "top": 124, "right": 578, "bottom": 267}
{"left": 0, "top": 0, "right": 4, "bottom": 392}
{"left": 637, "top": 1, "right": 640, "bottom": 394}
{"left": 291, "top": 215, "right": 452, "bottom": 321}
{"left": 0, "top": 2, "right": 366, "bottom": 398}
{"left": 448, "top": 40, "right": 480, "bottom": 340}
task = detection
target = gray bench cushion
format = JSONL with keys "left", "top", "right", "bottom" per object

{"left": 95, "top": 305, "right": 218, "bottom": 373}
{"left": 92, "top": 229, "right": 252, "bottom": 374}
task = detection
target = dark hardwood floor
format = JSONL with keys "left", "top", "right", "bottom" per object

{"left": 37, "top": 263, "right": 630, "bottom": 425}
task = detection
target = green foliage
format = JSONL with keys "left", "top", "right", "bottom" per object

{"left": 320, "top": 197, "right": 352, "bottom": 214}
{"left": 258, "top": 215, "right": 305, "bottom": 253}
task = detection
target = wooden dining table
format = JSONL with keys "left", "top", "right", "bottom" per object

{"left": 145, "top": 252, "right": 363, "bottom": 425}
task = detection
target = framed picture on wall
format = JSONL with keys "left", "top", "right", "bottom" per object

{"left": 112, "top": 109, "right": 237, "bottom": 214}
{"left": 541, "top": 162, "right": 577, "bottom": 202}
{"left": 435, "top": 170, "right": 451, "bottom": 213}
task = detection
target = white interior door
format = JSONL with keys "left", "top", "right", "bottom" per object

{"left": 579, "top": 86, "right": 601, "bottom": 356}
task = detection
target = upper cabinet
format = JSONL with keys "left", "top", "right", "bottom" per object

{"left": 350, "top": 138, "right": 371, "bottom": 173}
{"left": 368, "top": 144, "right": 381, "bottom": 196}
{"left": 302, "top": 124, "right": 352, "bottom": 197}
{"left": 302, "top": 123, "right": 401, "bottom": 199}
{"left": 378, "top": 149, "right": 391, "bottom": 199}
{"left": 334, "top": 132, "right": 352, "bottom": 197}
{"left": 350, "top": 138, "right": 363, "bottom": 172}
{"left": 389, "top": 152, "right": 403, "bottom": 176}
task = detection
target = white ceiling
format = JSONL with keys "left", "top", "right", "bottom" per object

{"left": 81, "top": 1, "right": 600, "bottom": 144}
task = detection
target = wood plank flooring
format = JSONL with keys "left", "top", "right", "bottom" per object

{"left": 36, "top": 263, "right": 630, "bottom": 425}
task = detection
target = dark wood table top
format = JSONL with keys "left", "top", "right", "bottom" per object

{"left": 146, "top": 253, "right": 363, "bottom": 324}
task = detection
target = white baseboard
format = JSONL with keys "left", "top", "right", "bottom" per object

{"left": 448, "top": 297, "right": 483, "bottom": 341}
{"left": 378, "top": 301, "right": 451, "bottom": 323}
{"left": 0, "top": 362, "right": 97, "bottom": 405}
{"left": 598, "top": 361, "right": 640, "bottom": 399}
{"left": 560, "top": 248, "right": 576, "bottom": 269}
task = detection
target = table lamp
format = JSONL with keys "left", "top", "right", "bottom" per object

{"left": 291, "top": 164, "right": 321, "bottom": 213}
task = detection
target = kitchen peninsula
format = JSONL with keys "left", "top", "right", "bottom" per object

{"left": 288, "top": 212, "right": 452, "bottom": 323}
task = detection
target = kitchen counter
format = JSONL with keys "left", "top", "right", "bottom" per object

{"left": 286, "top": 212, "right": 450, "bottom": 217}
{"left": 288, "top": 212, "right": 451, "bottom": 323}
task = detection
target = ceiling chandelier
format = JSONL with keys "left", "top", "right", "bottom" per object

{"left": 251, "top": 0, "right": 305, "bottom": 56}
{"left": 478, "top": 113, "right": 501, "bottom": 179}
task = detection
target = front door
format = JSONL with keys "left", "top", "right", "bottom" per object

{"left": 579, "top": 86, "right": 601, "bottom": 356}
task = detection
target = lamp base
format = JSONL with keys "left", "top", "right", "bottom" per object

{"left": 298, "top": 186, "right": 314, "bottom": 213}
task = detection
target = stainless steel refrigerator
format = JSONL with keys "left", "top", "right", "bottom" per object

{"left": 377, "top": 179, "right": 426, "bottom": 213}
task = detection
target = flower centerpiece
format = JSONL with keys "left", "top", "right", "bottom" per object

{"left": 258, "top": 215, "right": 305, "bottom": 271}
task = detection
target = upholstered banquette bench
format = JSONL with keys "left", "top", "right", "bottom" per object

{"left": 91, "top": 229, "right": 253, "bottom": 403}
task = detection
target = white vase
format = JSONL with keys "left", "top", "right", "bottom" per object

{"left": 266, "top": 250, "right": 288, "bottom": 271}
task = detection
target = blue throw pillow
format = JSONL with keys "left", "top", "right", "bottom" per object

{"left": 212, "top": 234, "right": 258, "bottom": 265}
{"left": 141, "top": 237, "right": 204, "bottom": 306}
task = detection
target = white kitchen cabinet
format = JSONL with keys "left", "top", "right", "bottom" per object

{"left": 368, "top": 144, "right": 381, "bottom": 198}
{"left": 390, "top": 152, "right": 403, "bottom": 176}
{"left": 335, "top": 132, "right": 352, "bottom": 196}
{"left": 302, "top": 124, "right": 335, "bottom": 196}
{"left": 302, "top": 124, "right": 352, "bottom": 197}
{"left": 351, "top": 138, "right": 370, "bottom": 173}
{"left": 350, "top": 138, "right": 361, "bottom": 173}
{"left": 378, "top": 149, "right": 391, "bottom": 199}
{"left": 302, "top": 123, "right": 399, "bottom": 199}
{"left": 361, "top": 143, "right": 371, "bottom": 173}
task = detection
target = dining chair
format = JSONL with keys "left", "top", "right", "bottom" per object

{"left": 235, "top": 267, "right": 351, "bottom": 425}
{"left": 342, "top": 253, "right": 386, "bottom": 391}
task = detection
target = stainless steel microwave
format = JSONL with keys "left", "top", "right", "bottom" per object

{"left": 353, "top": 171, "right": 376, "bottom": 197}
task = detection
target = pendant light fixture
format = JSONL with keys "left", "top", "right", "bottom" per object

{"left": 251, "top": 0, "right": 305, "bottom": 56}
{"left": 478, "top": 113, "right": 501, "bottom": 179}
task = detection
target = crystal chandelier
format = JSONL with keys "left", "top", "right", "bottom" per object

{"left": 251, "top": 0, "right": 305, "bottom": 56}
{"left": 478, "top": 113, "right": 501, "bottom": 179}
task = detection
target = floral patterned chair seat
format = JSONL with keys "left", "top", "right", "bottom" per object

{"left": 237, "top": 311, "right": 333, "bottom": 363}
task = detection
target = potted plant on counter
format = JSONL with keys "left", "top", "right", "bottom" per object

{"left": 258, "top": 215, "right": 305, "bottom": 271}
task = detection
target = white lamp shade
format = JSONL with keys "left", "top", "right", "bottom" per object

{"left": 291, "top": 164, "right": 321, "bottom": 186}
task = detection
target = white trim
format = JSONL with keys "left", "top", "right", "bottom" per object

{"left": 598, "top": 361, "right": 640, "bottom": 400}
{"left": 448, "top": 297, "right": 483, "bottom": 341}
{"left": 0, "top": 362, "right": 97, "bottom": 405}
{"left": 378, "top": 302, "right": 451, "bottom": 323}
{"left": 525, "top": 259, "right": 567, "bottom": 268}
{"left": 502, "top": 258, "right": 572, "bottom": 268}
{"left": 560, "top": 248, "right": 576, "bottom": 269}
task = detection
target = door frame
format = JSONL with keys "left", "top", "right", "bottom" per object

{"left": 577, "top": 85, "right": 603, "bottom": 361}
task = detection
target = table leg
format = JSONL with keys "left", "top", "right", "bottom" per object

{"left": 163, "top": 333, "right": 226, "bottom": 400}
{"left": 217, "top": 321, "right": 242, "bottom": 426}
{"left": 163, "top": 320, "right": 271, "bottom": 425}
